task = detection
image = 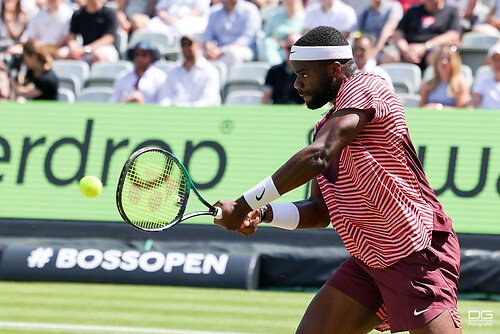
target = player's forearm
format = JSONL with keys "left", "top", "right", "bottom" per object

{"left": 273, "top": 108, "right": 373, "bottom": 195}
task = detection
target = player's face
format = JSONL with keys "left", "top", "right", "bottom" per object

{"left": 292, "top": 60, "right": 338, "bottom": 109}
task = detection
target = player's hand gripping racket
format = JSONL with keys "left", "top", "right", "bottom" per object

{"left": 116, "top": 147, "right": 222, "bottom": 232}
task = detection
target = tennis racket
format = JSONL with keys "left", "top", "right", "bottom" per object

{"left": 116, "top": 147, "right": 222, "bottom": 232}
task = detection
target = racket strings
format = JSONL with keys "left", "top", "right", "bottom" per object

{"left": 121, "top": 151, "right": 189, "bottom": 230}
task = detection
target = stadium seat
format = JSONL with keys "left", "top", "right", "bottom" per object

{"left": 459, "top": 32, "right": 499, "bottom": 73}
{"left": 379, "top": 63, "right": 422, "bottom": 94}
{"left": 84, "top": 60, "right": 134, "bottom": 88}
{"left": 114, "top": 29, "right": 129, "bottom": 60}
{"left": 210, "top": 60, "right": 228, "bottom": 91}
{"left": 57, "top": 87, "right": 75, "bottom": 103}
{"left": 52, "top": 59, "right": 90, "bottom": 95}
{"left": 154, "top": 60, "right": 177, "bottom": 74}
{"left": 76, "top": 87, "right": 114, "bottom": 103}
{"left": 56, "top": 74, "right": 82, "bottom": 96}
{"left": 224, "top": 90, "right": 263, "bottom": 105}
{"left": 223, "top": 61, "right": 271, "bottom": 98}
{"left": 422, "top": 64, "right": 474, "bottom": 88}
{"left": 397, "top": 92, "right": 421, "bottom": 107}
{"left": 474, "top": 65, "right": 492, "bottom": 82}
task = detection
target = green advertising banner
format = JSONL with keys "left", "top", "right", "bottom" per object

{"left": 0, "top": 103, "right": 499, "bottom": 234}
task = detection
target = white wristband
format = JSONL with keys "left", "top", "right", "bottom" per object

{"left": 268, "top": 202, "right": 299, "bottom": 230}
{"left": 243, "top": 176, "right": 281, "bottom": 210}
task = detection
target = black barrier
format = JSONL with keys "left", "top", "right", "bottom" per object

{"left": 0, "top": 245, "right": 260, "bottom": 290}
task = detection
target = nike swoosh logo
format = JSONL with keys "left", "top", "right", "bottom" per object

{"left": 414, "top": 308, "right": 432, "bottom": 316}
{"left": 290, "top": 51, "right": 296, "bottom": 54}
{"left": 256, "top": 188, "right": 265, "bottom": 201}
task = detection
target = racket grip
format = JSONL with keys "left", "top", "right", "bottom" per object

{"left": 213, "top": 206, "right": 223, "bottom": 219}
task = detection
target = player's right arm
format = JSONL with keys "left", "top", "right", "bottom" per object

{"left": 237, "top": 178, "right": 330, "bottom": 237}
{"left": 214, "top": 107, "right": 374, "bottom": 231}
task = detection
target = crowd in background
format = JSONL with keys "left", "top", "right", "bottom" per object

{"left": 0, "top": 0, "right": 499, "bottom": 109}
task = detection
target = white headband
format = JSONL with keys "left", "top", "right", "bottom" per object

{"left": 289, "top": 45, "right": 353, "bottom": 61}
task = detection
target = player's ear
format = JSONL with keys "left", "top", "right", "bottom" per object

{"left": 327, "top": 61, "right": 341, "bottom": 79}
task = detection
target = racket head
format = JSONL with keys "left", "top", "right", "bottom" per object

{"left": 116, "top": 147, "right": 191, "bottom": 232}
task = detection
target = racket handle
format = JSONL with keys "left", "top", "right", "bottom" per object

{"left": 213, "top": 206, "right": 223, "bottom": 219}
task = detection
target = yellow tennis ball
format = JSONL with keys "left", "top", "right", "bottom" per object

{"left": 79, "top": 176, "right": 102, "bottom": 198}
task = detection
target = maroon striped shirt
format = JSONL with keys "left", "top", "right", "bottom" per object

{"left": 314, "top": 72, "right": 452, "bottom": 269}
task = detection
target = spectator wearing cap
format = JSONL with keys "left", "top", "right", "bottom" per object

{"left": 109, "top": 41, "right": 166, "bottom": 104}
{"left": 159, "top": 34, "right": 221, "bottom": 107}
{"left": 392, "top": 0, "right": 461, "bottom": 71}
{"left": 470, "top": 43, "right": 500, "bottom": 109}
{"left": 202, "top": 0, "right": 261, "bottom": 69}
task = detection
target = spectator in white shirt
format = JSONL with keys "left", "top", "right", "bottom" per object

{"left": 159, "top": 34, "right": 221, "bottom": 107}
{"left": 353, "top": 34, "right": 394, "bottom": 90}
{"left": 304, "top": 0, "right": 357, "bottom": 38}
{"left": 109, "top": 41, "right": 166, "bottom": 104}
{"left": 24, "top": 0, "right": 73, "bottom": 54}
{"left": 145, "top": 0, "right": 211, "bottom": 38}
{"left": 470, "top": 43, "right": 500, "bottom": 109}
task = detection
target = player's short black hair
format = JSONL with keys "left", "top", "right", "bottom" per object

{"left": 295, "top": 26, "right": 349, "bottom": 47}
{"left": 294, "top": 26, "right": 356, "bottom": 72}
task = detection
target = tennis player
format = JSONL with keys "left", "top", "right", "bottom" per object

{"left": 214, "top": 25, "right": 461, "bottom": 333}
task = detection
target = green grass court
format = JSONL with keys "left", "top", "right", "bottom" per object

{"left": 0, "top": 282, "right": 497, "bottom": 334}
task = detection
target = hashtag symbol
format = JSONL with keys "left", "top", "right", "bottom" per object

{"left": 27, "top": 247, "right": 54, "bottom": 268}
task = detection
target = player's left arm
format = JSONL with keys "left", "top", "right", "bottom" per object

{"left": 214, "top": 107, "right": 375, "bottom": 231}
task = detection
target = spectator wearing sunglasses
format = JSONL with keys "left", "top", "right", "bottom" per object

{"left": 109, "top": 41, "right": 166, "bottom": 104}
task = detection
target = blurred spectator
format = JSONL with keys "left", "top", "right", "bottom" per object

{"left": 353, "top": 34, "right": 394, "bottom": 89}
{"left": 262, "top": 32, "right": 303, "bottom": 104}
{"left": 392, "top": 0, "right": 461, "bottom": 71}
{"left": 419, "top": 45, "right": 469, "bottom": 108}
{"left": 397, "top": 0, "right": 422, "bottom": 12}
{"left": 357, "top": 0, "right": 403, "bottom": 64}
{"left": 304, "top": 0, "right": 357, "bottom": 38}
{"left": 142, "top": 0, "right": 210, "bottom": 38}
{"left": 471, "top": 0, "right": 500, "bottom": 36}
{"left": 343, "top": 0, "right": 371, "bottom": 14}
{"left": 470, "top": 43, "right": 500, "bottom": 109}
{"left": 0, "top": 59, "right": 10, "bottom": 98}
{"left": 446, "top": 0, "right": 477, "bottom": 32}
{"left": 109, "top": 41, "right": 166, "bottom": 104}
{"left": 10, "top": 38, "right": 58, "bottom": 100}
{"left": 23, "top": 0, "right": 73, "bottom": 54}
{"left": 260, "top": 0, "right": 305, "bottom": 65}
{"left": 0, "top": 0, "right": 29, "bottom": 50}
{"left": 55, "top": 0, "right": 119, "bottom": 63}
{"left": 202, "top": 0, "right": 261, "bottom": 68}
{"left": 159, "top": 34, "right": 221, "bottom": 107}
{"left": 109, "top": 0, "right": 156, "bottom": 34}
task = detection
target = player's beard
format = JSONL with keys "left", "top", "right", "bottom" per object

{"left": 305, "top": 79, "right": 341, "bottom": 110}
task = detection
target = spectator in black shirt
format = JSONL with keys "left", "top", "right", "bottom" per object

{"left": 55, "top": 0, "right": 119, "bottom": 64}
{"left": 262, "top": 32, "right": 303, "bottom": 105}
{"left": 392, "top": 0, "right": 461, "bottom": 70}
{"left": 10, "top": 38, "right": 58, "bottom": 100}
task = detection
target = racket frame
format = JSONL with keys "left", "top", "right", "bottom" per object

{"left": 116, "top": 147, "right": 221, "bottom": 232}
